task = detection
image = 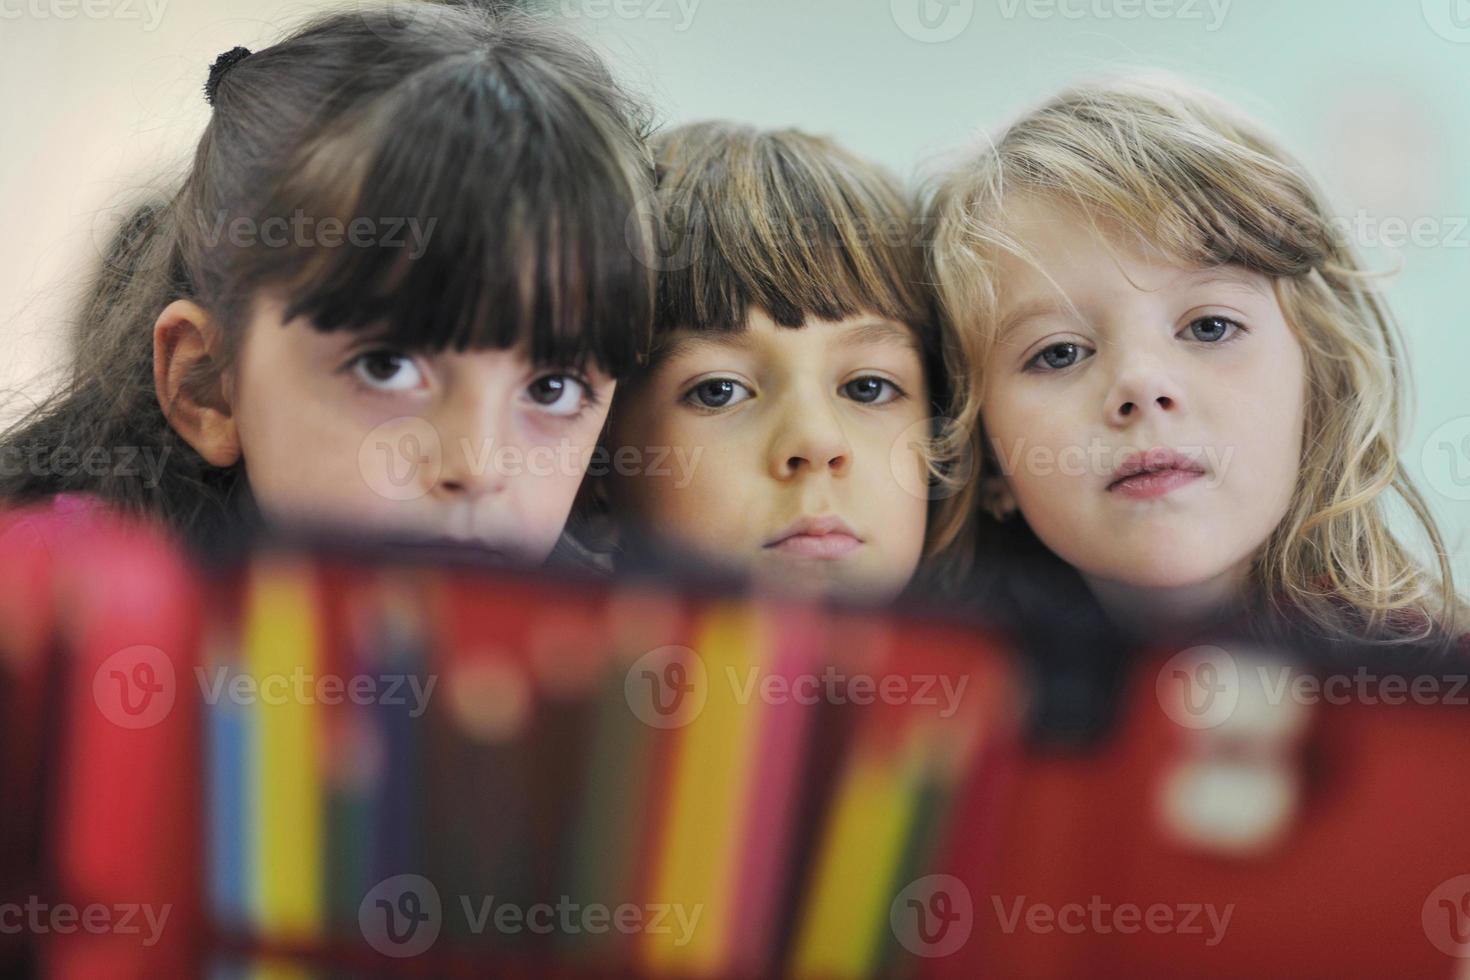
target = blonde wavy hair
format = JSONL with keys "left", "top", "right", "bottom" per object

{"left": 927, "top": 73, "right": 1466, "bottom": 647}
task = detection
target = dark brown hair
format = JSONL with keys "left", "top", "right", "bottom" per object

{"left": 0, "top": 2, "right": 656, "bottom": 545}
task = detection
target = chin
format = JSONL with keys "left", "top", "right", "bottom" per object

{"left": 756, "top": 559, "right": 908, "bottom": 604}
{"left": 1082, "top": 543, "right": 1233, "bottom": 592}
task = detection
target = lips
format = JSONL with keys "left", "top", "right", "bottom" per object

{"left": 763, "top": 515, "right": 864, "bottom": 559}
{"left": 391, "top": 535, "right": 509, "bottom": 562}
{"left": 1107, "top": 448, "right": 1208, "bottom": 500}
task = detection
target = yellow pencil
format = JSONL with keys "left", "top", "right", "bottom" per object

{"left": 244, "top": 554, "right": 324, "bottom": 979}
{"left": 641, "top": 603, "right": 767, "bottom": 975}
{"left": 790, "top": 716, "right": 927, "bottom": 978}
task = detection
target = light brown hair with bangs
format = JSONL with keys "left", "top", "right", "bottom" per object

{"left": 642, "top": 122, "right": 975, "bottom": 571}
{"left": 928, "top": 73, "right": 1467, "bottom": 646}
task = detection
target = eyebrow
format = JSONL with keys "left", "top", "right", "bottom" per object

{"left": 649, "top": 330, "right": 757, "bottom": 366}
{"left": 1178, "top": 267, "right": 1273, "bottom": 297}
{"left": 843, "top": 318, "right": 923, "bottom": 354}
{"left": 995, "top": 298, "right": 1070, "bottom": 343}
{"left": 650, "top": 317, "right": 920, "bottom": 364}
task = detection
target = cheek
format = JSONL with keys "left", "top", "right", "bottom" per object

{"left": 983, "top": 386, "right": 1089, "bottom": 499}
{"left": 231, "top": 350, "right": 426, "bottom": 525}
{"left": 514, "top": 466, "right": 583, "bottom": 529}
{"left": 610, "top": 400, "right": 752, "bottom": 545}
{"left": 232, "top": 362, "right": 357, "bottom": 510}
{"left": 1213, "top": 335, "right": 1308, "bottom": 498}
{"left": 637, "top": 418, "right": 740, "bottom": 526}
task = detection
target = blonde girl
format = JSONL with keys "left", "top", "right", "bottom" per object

{"left": 928, "top": 74, "right": 1466, "bottom": 649}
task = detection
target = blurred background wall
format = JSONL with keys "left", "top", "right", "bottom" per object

{"left": 1, "top": 0, "right": 1465, "bottom": 579}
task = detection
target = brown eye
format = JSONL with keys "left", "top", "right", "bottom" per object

{"left": 526, "top": 374, "right": 588, "bottom": 416}
{"left": 352, "top": 350, "right": 423, "bottom": 391}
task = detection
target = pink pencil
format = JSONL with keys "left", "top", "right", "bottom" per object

{"left": 724, "top": 601, "right": 823, "bottom": 975}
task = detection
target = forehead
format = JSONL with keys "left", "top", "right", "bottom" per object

{"left": 994, "top": 196, "right": 1273, "bottom": 317}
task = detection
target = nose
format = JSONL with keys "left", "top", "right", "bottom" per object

{"left": 430, "top": 386, "right": 511, "bottom": 500}
{"left": 769, "top": 391, "right": 853, "bottom": 480}
{"left": 1104, "top": 354, "right": 1184, "bottom": 427}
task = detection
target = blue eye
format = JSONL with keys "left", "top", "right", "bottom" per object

{"left": 1029, "top": 342, "right": 1092, "bottom": 372}
{"left": 683, "top": 378, "right": 753, "bottom": 410}
{"left": 1184, "top": 316, "right": 1240, "bottom": 343}
{"left": 843, "top": 376, "right": 902, "bottom": 405}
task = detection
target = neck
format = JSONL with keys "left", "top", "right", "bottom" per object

{"left": 1083, "top": 564, "right": 1248, "bottom": 644}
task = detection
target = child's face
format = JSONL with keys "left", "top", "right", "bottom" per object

{"left": 230, "top": 295, "right": 614, "bottom": 562}
{"left": 610, "top": 309, "right": 930, "bottom": 599}
{"left": 980, "top": 196, "right": 1307, "bottom": 596}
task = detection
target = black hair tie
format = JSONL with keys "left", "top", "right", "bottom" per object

{"left": 205, "top": 46, "right": 253, "bottom": 107}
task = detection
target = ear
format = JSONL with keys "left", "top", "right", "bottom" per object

{"left": 978, "top": 474, "right": 1018, "bottom": 522}
{"left": 153, "top": 299, "right": 241, "bottom": 467}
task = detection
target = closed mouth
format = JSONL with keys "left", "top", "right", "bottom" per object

{"left": 1107, "top": 448, "right": 1208, "bottom": 491}
{"left": 763, "top": 515, "right": 864, "bottom": 559}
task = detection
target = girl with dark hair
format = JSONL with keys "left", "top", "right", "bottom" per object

{"left": 0, "top": 1, "right": 656, "bottom": 561}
